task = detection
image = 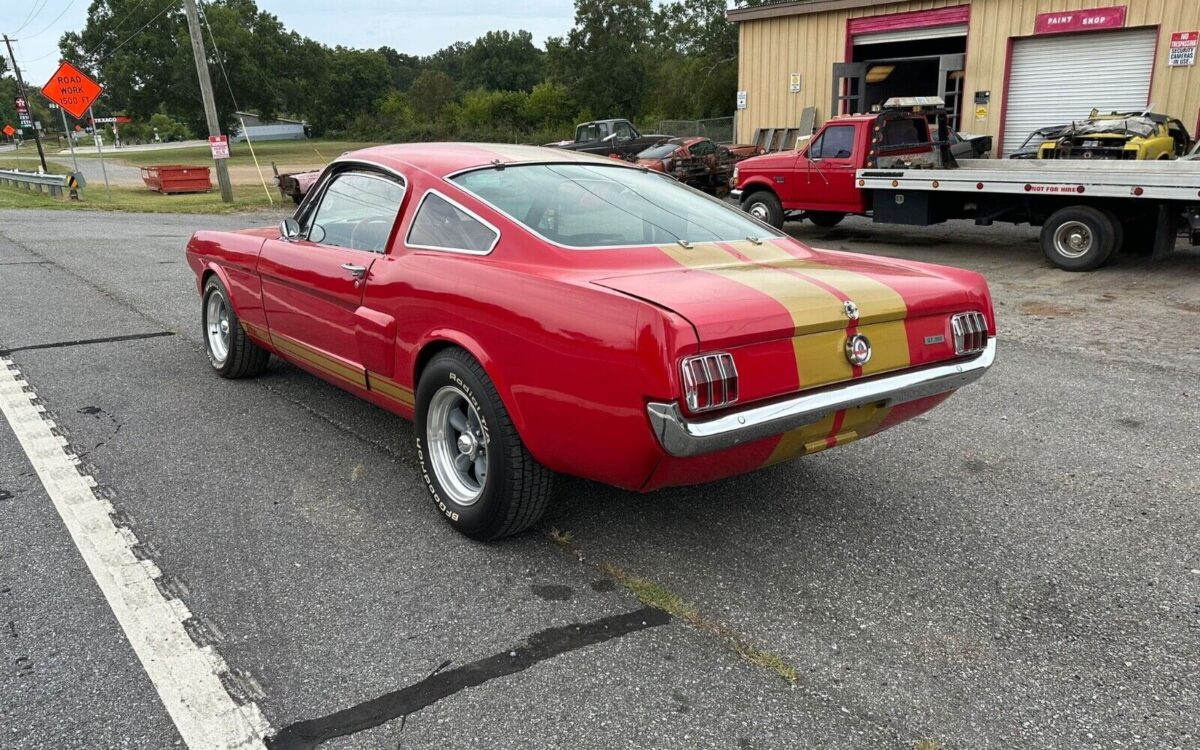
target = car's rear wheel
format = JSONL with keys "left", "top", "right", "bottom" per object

{"left": 742, "top": 190, "right": 784, "bottom": 229}
{"left": 415, "top": 348, "right": 553, "bottom": 540}
{"left": 807, "top": 211, "right": 846, "bottom": 228}
{"left": 202, "top": 276, "right": 270, "bottom": 378}
{"left": 1040, "top": 206, "right": 1117, "bottom": 271}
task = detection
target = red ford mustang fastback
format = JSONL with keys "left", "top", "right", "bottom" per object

{"left": 186, "top": 143, "right": 996, "bottom": 540}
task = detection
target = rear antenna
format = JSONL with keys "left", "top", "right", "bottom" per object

{"left": 677, "top": 239, "right": 693, "bottom": 249}
{"left": 491, "top": 159, "right": 506, "bottom": 170}
{"left": 745, "top": 235, "right": 763, "bottom": 245}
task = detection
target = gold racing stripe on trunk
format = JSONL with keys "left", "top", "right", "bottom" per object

{"left": 658, "top": 242, "right": 849, "bottom": 388}
{"left": 725, "top": 241, "right": 912, "bottom": 378}
{"left": 269, "top": 332, "right": 368, "bottom": 390}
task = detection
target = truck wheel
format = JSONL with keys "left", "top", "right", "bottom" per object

{"left": 415, "top": 348, "right": 554, "bottom": 541}
{"left": 1040, "top": 206, "right": 1117, "bottom": 271}
{"left": 742, "top": 191, "right": 784, "bottom": 229}
{"left": 807, "top": 212, "right": 846, "bottom": 228}
{"left": 202, "top": 276, "right": 270, "bottom": 378}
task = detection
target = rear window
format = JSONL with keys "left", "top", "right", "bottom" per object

{"left": 881, "top": 118, "right": 928, "bottom": 148}
{"left": 638, "top": 144, "right": 678, "bottom": 159}
{"left": 451, "top": 163, "right": 780, "bottom": 249}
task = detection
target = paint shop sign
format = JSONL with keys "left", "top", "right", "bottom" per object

{"left": 1169, "top": 32, "right": 1198, "bottom": 67}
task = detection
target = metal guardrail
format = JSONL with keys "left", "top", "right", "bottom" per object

{"left": 0, "top": 169, "right": 81, "bottom": 198}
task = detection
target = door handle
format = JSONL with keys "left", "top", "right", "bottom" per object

{"left": 341, "top": 263, "right": 367, "bottom": 279}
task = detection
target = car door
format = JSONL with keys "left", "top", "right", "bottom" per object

{"left": 803, "top": 123, "right": 861, "bottom": 213}
{"left": 258, "top": 169, "right": 406, "bottom": 389}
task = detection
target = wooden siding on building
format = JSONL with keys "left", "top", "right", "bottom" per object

{"left": 735, "top": 0, "right": 1200, "bottom": 150}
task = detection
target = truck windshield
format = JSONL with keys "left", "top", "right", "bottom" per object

{"left": 452, "top": 163, "right": 781, "bottom": 249}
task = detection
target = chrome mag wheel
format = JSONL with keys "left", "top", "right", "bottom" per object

{"left": 747, "top": 201, "right": 770, "bottom": 222}
{"left": 205, "top": 289, "right": 231, "bottom": 364}
{"left": 1053, "top": 220, "right": 1093, "bottom": 259}
{"left": 426, "top": 385, "right": 488, "bottom": 506}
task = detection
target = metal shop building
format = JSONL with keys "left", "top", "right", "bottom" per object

{"left": 729, "top": 0, "right": 1200, "bottom": 156}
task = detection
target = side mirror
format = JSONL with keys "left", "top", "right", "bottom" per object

{"left": 280, "top": 217, "right": 300, "bottom": 241}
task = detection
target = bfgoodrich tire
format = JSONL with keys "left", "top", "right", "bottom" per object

{"left": 742, "top": 190, "right": 784, "bottom": 229}
{"left": 415, "top": 348, "right": 553, "bottom": 541}
{"left": 202, "top": 276, "right": 270, "bottom": 378}
{"left": 1040, "top": 206, "right": 1117, "bottom": 271}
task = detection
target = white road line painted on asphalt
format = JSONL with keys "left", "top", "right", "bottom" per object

{"left": 0, "top": 357, "right": 271, "bottom": 750}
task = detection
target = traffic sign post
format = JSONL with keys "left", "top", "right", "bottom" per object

{"left": 88, "top": 106, "right": 112, "bottom": 201}
{"left": 59, "top": 107, "right": 82, "bottom": 200}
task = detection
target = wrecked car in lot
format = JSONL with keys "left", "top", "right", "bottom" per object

{"left": 1017, "top": 111, "right": 1191, "bottom": 160}
{"left": 187, "top": 143, "right": 996, "bottom": 540}
{"left": 546, "top": 118, "right": 672, "bottom": 157}
{"left": 625, "top": 136, "right": 764, "bottom": 195}
{"left": 272, "top": 163, "right": 322, "bottom": 204}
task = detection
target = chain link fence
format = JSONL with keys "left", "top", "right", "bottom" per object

{"left": 656, "top": 117, "right": 736, "bottom": 144}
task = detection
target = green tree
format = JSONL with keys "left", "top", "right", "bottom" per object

{"left": 408, "top": 69, "right": 456, "bottom": 123}
{"left": 547, "top": 0, "right": 655, "bottom": 118}
{"left": 461, "top": 31, "right": 544, "bottom": 92}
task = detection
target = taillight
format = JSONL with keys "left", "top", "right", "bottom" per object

{"left": 950, "top": 312, "right": 988, "bottom": 355}
{"left": 681, "top": 352, "right": 738, "bottom": 412}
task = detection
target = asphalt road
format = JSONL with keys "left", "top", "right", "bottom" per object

{"left": 0, "top": 209, "right": 1197, "bottom": 750}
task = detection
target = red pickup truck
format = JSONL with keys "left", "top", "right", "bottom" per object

{"left": 732, "top": 109, "right": 942, "bottom": 229}
{"left": 731, "top": 102, "right": 1200, "bottom": 271}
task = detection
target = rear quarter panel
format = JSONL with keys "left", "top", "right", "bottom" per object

{"left": 365, "top": 252, "right": 696, "bottom": 491}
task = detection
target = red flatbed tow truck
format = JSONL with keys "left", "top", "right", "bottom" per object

{"left": 731, "top": 98, "right": 1200, "bottom": 271}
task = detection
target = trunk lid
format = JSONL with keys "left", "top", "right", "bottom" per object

{"left": 591, "top": 240, "right": 983, "bottom": 403}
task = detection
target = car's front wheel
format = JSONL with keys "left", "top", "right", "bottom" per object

{"left": 415, "top": 348, "right": 553, "bottom": 540}
{"left": 202, "top": 276, "right": 270, "bottom": 378}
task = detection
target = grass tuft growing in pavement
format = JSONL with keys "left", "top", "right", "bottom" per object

{"left": 547, "top": 527, "right": 800, "bottom": 685}
{"left": 914, "top": 740, "right": 942, "bottom": 750}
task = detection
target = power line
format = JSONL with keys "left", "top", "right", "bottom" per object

{"left": 95, "top": 0, "right": 180, "bottom": 65}
{"left": 82, "top": 0, "right": 153, "bottom": 60}
{"left": 13, "top": 0, "right": 50, "bottom": 36}
{"left": 24, "top": 0, "right": 80, "bottom": 40}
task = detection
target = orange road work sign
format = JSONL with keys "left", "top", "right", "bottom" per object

{"left": 41, "top": 62, "right": 104, "bottom": 120}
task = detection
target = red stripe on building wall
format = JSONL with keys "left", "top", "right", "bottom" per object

{"left": 847, "top": 5, "right": 970, "bottom": 36}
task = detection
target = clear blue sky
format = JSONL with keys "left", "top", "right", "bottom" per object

{"left": 6, "top": 0, "right": 576, "bottom": 88}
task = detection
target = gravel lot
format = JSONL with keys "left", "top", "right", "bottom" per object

{"left": 0, "top": 209, "right": 1196, "bottom": 749}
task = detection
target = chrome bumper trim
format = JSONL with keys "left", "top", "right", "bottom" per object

{"left": 647, "top": 338, "right": 996, "bottom": 458}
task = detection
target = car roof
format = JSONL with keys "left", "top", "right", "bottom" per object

{"left": 336, "top": 142, "right": 627, "bottom": 180}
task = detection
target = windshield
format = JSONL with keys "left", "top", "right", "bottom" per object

{"left": 451, "top": 163, "right": 781, "bottom": 249}
{"left": 637, "top": 144, "right": 679, "bottom": 159}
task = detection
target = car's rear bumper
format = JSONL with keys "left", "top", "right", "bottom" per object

{"left": 646, "top": 338, "right": 995, "bottom": 458}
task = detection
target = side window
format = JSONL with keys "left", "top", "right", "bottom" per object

{"left": 306, "top": 173, "right": 405, "bottom": 253}
{"left": 613, "top": 121, "right": 634, "bottom": 140}
{"left": 406, "top": 192, "right": 499, "bottom": 255}
{"left": 689, "top": 140, "right": 716, "bottom": 156}
{"left": 813, "top": 125, "right": 855, "bottom": 159}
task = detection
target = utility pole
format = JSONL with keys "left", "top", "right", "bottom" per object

{"left": 182, "top": 0, "right": 232, "bottom": 203}
{"left": 3, "top": 34, "right": 50, "bottom": 174}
